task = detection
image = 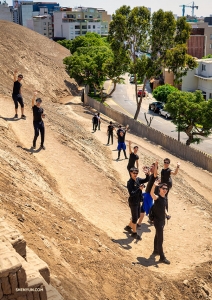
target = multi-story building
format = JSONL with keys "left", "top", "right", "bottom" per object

{"left": 0, "top": 1, "right": 13, "bottom": 22}
{"left": 54, "top": 6, "right": 111, "bottom": 40}
{"left": 187, "top": 16, "right": 212, "bottom": 58}
{"left": 181, "top": 58, "right": 212, "bottom": 100}
{"left": 33, "top": 8, "right": 53, "bottom": 38}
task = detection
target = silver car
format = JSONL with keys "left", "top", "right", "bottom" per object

{"left": 159, "top": 108, "right": 171, "bottom": 119}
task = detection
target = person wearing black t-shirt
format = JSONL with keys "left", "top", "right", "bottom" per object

{"left": 12, "top": 70, "right": 26, "bottom": 119}
{"left": 116, "top": 125, "right": 129, "bottom": 160}
{"left": 150, "top": 179, "right": 170, "bottom": 264}
{"left": 161, "top": 158, "right": 180, "bottom": 211}
{"left": 32, "top": 92, "right": 45, "bottom": 150}
{"left": 127, "top": 141, "right": 139, "bottom": 174}
{"left": 107, "top": 121, "right": 115, "bottom": 145}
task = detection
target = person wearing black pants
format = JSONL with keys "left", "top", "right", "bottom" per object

{"left": 32, "top": 92, "right": 45, "bottom": 150}
{"left": 107, "top": 121, "right": 115, "bottom": 145}
{"left": 127, "top": 141, "right": 139, "bottom": 175}
{"left": 150, "top": 179, "right": 170, "bottom": 264}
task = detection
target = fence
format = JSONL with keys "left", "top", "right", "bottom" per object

{"left": 84, "top": 93, "right": 212, "bottom": 173}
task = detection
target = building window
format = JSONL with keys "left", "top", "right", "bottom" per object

{"left": 82, "top": 31, "right": 87, "bottom": 34}
{"left": 89, "top": 15, "right": 93, "bottom": 18}
{"left": 93, "top": 25, "right": 95, "bottom": 29}
{"left": 210, "top": 34, "right": 212, "bottom": 40}
{"left": 75, "top": 30, "right": 80, "bottom": 34}
{"left": 43, "top": 22, "right": 46, "bottom": 25}
{"left": 88, "top": 25, "right": 91, "bottom": 29}
{"left": 44, "top": 28, "right": 46, "bottom": 30}
{"left": 202, "top": 64, "right": 206, "bottom": 71}
{"left": 210, "top": 44, "right": 212, "bottom": 49}
{"left": 82, "top": 25, "right": 87, "bottom": 29}
{"left": 75, "top": 25, "right": 80, "bottom": 29}
{"left": 44, "top": 33, "right": 46, "bottom": 35}
{"left": 85, "top": 15, "right": 87, "bottom": 18}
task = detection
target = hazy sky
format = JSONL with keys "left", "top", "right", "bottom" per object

{"left": 57, "top": 0, "right": 211, "bottom": 17}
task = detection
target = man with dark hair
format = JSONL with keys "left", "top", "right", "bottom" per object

{"left": 161, "top": 158, "right": 180, "bottom": 210}
{"left": 127, "top": 141, "right": 139, "bottom": 174}
{"left": 32, "top": 92, "right": 45, "bottom": 150}
{"left": 125, "top": 167, "right": 149, "bottom": 240}
{"left": 150, "top": 179, "right": 170, "bottom": 264}
{"left": 12, "top": 70, "right": 26, "bottom": 119}
{"left": 107, "top": 121, "right": 115, "bottom": 145}
{"left": 92, "top": 113, "right": 98, "bottom": 132}
{"left": 116, "top": 125, "right": 129, "bottom": 160}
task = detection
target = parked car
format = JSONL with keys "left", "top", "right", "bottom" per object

{"left": 159, "top": 108, "right": 171, "bottom": 119}
{"left": 129, "top": 75, "right": 135, "bottom": 83}
{"left": 148, "top": 101, "right": 164, "bottom": 113}
{"left": 137, "top": 89, "right": 146, "bottom": 97}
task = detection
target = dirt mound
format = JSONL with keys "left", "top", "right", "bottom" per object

{"left": 0, "top": 21, "right": 212, "bottom": 300}
{"left": 0, "top": 20, "right": 78, "bottom": 101}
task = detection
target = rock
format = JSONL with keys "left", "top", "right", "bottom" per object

{"left": 17, "top": 214, "right": 25, "bottom": 222}
{"left": 183, "top": 280, "right": 189, "bottom": 287}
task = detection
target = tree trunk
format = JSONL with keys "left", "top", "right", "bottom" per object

{"left": 108, "top": 81, "right": 116, "bottom": 96}
{"left": 134, "top": 78, "right": 147, "bottom": 120}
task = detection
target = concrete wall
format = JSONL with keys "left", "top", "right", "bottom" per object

{"left": 84, "top": 94, "right": 212, "bottom": 173}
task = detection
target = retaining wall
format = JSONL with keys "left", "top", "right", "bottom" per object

{"left": 84, "top": 94, "right": 212, "bottom": 173}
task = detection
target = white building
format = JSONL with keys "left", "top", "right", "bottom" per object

{"left": 33, "top": 13, "right": 53, "bottom": 38}
{"left": 181, "top": 58, "right": 212, "bottom": 100}
{"left": 0, "top": 1, "right": 13, "bottom": 22}
{"left": 54, "top": 7, "right": 110, "bottom": 39}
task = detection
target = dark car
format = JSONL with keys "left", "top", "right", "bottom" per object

{"left": 148, "top": 101, "right": 164, "bottom": 113}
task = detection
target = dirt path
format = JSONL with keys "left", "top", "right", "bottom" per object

{"left": 1, "top": 95, "right": 212, "bottom": 279}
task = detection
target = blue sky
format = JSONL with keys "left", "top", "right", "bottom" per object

{"left": 7, "top": 0, "right": 211, "bottom": 17}
{"left": 58, "top": 0, "right": 210, "bottom": 17}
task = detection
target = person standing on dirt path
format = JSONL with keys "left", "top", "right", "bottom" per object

{"left": 12, "top": 70, "right": 26, "bottom": 119}
{"left": 125, "top": 167, "right": 149, "bottom": 240}
{"left": 161, "top": 158, "right": 180, "bottom": 211}
{"left": 137, "top": 162, "right": 158, "bottom": 227}
{"left": 150, "top": 179, "right": 170, "bottom": 265}
{"left": 127, "top": 141, "right": 139, "bottom": 175}
{"left": 92, "top": 113, "right": 98, "bottom": 132}
{"left": 116, "top": 125, "right": 129, "bottom": 160}
{"left": 32, "top": 92, "right": 45, "bottom": 150}
{"left": 107, "top": 121, "right": 115, "bottom": 145}
{"left": 97, "top": 112, "right": 101, "bottom": 130}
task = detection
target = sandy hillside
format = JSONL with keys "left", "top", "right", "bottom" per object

{"left": 0, "top": 21, "right": 212, "bottom": 300}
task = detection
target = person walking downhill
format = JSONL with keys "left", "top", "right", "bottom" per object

{"left": 127, "top": 141, "right": 139, "bottom": 175}
{"left": 125, "top": 167, "right": 149, "bottom": 240}
{"left": 92, "top": 113, "right": 98, "bottom": 132}
{"left": 150, "top": 179, "right": 170, "bottom": 264}
{"left": 32, "top": 92, "right": 45, "bottom": 150}
{"left": 161, "top": 158, "right": 180, "bottom": 211}
{"left": 107, "top": 121, "right": 115, "bottom": 145}
{"left": 116, "top": 125, "right": 129, "bottom": 160}
{"left": 12, "top": 70, "right": 26, "bottom": 119}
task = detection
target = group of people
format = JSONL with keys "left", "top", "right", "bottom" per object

{"left": 92, "top": 115, "right": 180, "bottom": 265}
{"left": 92, "top": 112, "right": 101, "bottom": 132}
{"left": 12, "top": 70, "right": 45, "bottom": 150}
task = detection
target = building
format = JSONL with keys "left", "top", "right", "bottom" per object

{"left": 54, "top": 6, "right": 111, "bottom": 40}
{"left": 181, "top": 58, "right": 212, "bottom": 100}
{"left": 187, "top": 16, "right": 212, "bottom": 59}
{"left": 33, "top": 9, "right": 53, "bottom": 38}
{"left": 0, "top": 1, "right": 13, "bottom": 22}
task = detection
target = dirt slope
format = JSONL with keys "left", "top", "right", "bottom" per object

{"left": 0, "top": 21, "right": 212, "bottom": 300}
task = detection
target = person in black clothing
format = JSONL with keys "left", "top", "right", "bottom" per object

{"left": 92, "top": 114, "right": 98, "bottom": 132}
{"left": 116, "top": 125, "right": 129, "bottom": 160}
{"left": 107, "top": 121, "right": 115, "bottom": 145}
{"left": 12, "top": 70, "right": 26, "bottom": 119}
{"left": 32, "top": 92, "right": 45, "bottom": 150}
{"left": 97, "top": 112, "right": 101, "bottom": 130}
{"left": 125, "top": 167, "right": 149, "bottom": 240}
{"left": 161, "top": 158, "right": 180, "bottom": 211}
{"left": 150, "top": 179, "right": 170, "bottom": 264}
{"left": 127, "top": 141, "right": 139, "bottom": 174}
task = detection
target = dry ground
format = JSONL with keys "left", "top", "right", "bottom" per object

{"left": 0, "top": 20, "right": 212, "bottom": 300}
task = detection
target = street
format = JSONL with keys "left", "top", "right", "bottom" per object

{"left": 105, "top": 74, "right": 212, "bottom": 155}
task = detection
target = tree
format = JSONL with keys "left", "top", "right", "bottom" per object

{"left": 152, "top": 84, "right": 178, "bottom": 103}
{"left": 165, "top": 90, "right": 212, "bottom": 145}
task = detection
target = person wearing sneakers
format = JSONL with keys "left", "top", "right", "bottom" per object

{"left": 32, "top": 92, "right": 45, "bottom": 150}
{"left": 127, "top": 141, "right": 139, "bottom": 175}
{"left": 12, "top": 70, "right": 26, "bottom": 119}
{"left": 107, "top": 121, "right": 115, "bottom": 145}
{"left": 116, "top": 125, "right": 129, "bottom": 160}
{"left": 150, "top": 179, "right": 170, "bottom": 264}
{"left": 125, "top": 167, "right": 149, "bottom": 240}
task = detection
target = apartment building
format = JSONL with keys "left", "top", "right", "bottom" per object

{"left": 54, "top": 6, "right": 111, "bottom": 40}
{"left": 33, "top": 12, "right": 53, "bottom": 38}
{"left": 187, "top": 16, "right": 212, "bottom": 58}
{"left": 0, "top": 1, "right": 13, "bottom": 22}
{"left": 181, "top": 58, "right": 212, "bottom": 100}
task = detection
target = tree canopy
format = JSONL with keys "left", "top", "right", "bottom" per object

{"left": 165, "top": 90, "right": 212, "bottom": 145}
{"left": 152, "top": 84, "right": 178, "bottom": 103}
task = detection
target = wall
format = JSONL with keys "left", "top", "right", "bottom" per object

{"left": 84, "top": 94, "right": 212, "bottom": 173}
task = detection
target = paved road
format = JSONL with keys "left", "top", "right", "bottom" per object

{"left": 105, "top": 75, "right": 212, "bottom": 155}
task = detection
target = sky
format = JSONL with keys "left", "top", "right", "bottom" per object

{"left": 7, "top": 0, "right": 212, "bottom": 18}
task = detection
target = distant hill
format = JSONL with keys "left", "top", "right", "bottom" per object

{"left": 0, "top": 20, "right": 77, "bottom": 102}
